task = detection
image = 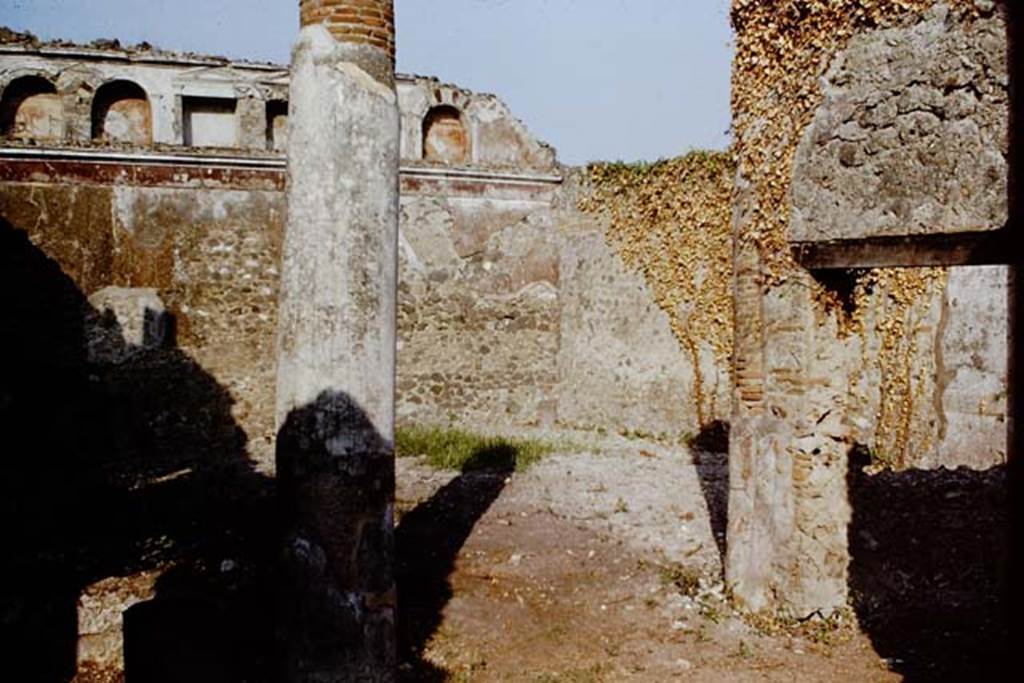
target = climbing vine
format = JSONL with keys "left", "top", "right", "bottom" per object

{"left": 578, "top": 152, "right": 734, "bottom": 426}
{"left": 731, "top": 0, "right": 989, "bottom": 467}
{"left": 849, "top": 268, "right": 948, "bottom": 468}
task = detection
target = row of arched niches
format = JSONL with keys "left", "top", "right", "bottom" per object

{"left": 2, "top": 75, "right": 154, "bottom": 145}
{"left": 1, "top": 71, "right": 473, "bottom": 163}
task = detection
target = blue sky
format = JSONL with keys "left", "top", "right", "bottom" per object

{"left": 0, "top": 0, "right": 733, "bottom": 165}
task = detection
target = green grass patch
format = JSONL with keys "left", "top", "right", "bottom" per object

{"left": 395, "top": 425, "right": 558, "bottom": 473}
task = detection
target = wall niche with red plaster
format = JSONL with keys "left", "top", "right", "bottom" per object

{"left": 92, "top": 80, "right": 152, "bottom": 145}
{"left": 423, "top": 105, "right": 469, "bottom": 165}
{"left": 1, "top": 74, "right": 64, "bottom": 141}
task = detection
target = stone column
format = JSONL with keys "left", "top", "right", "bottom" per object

{"left": 275, "top": 1, "right": 399, "bottom": 680}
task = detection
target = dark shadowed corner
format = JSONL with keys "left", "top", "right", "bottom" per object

{"left": 688, "top": 420, "right": 730, "bottom": 568}
{"left": 0, "top": 217, "right": 276, "bottom": 683}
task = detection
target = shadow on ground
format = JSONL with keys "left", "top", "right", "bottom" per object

{"left": 395, "top": 445, "right": 516, "bottom": 681}
{"left": 689, "top": 420, "right": 730, "bottom": 567}
{"left": 847, "top": 446, "right": 1008, "bottom": 682}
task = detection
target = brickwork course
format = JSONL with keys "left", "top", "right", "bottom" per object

{"left": 299, "top": 0, "right": 395, "bottom": 61}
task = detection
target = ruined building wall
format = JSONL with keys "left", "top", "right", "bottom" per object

{"left": 393, "top": 79, "right": 564, "bottom": 430}
{"left": 0, "top": 36, "right": 573, "bottom": 680}
{"left": 2, "top": 21, "right": 1009, "bottom": 464}
{"left": 565, "top": 139, "right": 1009, "bottom": 466}
{"left": 396, "top": 158, "right": 726, "bottom": 440}
{"left": 0, "top": 41, "right": 699, "bottom": 476}
{"left": 1, "top": 32, "right": 1010, "bottom": 464}
{"left": 569, "top": 154, "right": 735, "bottom": 437}
{"left": 727, "top": 0, "right": 1008, "bottom": 616}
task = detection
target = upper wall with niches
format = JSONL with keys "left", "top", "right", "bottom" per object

{"left": 0, "top": 40, "right": 558, "bottom": 172}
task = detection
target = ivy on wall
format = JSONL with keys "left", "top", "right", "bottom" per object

{"left": 578, "top": 152, "right": 735, "bottom": 427}
{"left": 851, "top": 268, "right": 949, "bottom": 468}
{"left": 731, "top": 0, "right": 985, "bottom": 466}
{"left": 575, "top": 1, "right": 992, "bottom": 459}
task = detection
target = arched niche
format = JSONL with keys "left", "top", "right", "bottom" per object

{"left": 422, "top": 105, "right": 469, "bottom": 164}
{"left": 0, "top": 75, "right": 63, "bottom": 141}
{"left": 92, "top": 80, "right": 152, "bottom": 145}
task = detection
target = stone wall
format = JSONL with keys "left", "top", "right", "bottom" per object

{"left": 393, "top": 171, "right": 715, "bottom": 439}
{"left": 397, "top": 199, "right": 561, "bottom": 429}
{"left": 847, "top": 266, "right": 1009, "bottom": 470}
{"left": 0, "top": 40, "right": 703, "bottom": 471}
{"left": 4, "top": 24, "right": 1011, "bottom": 451}
{"left": 2, "top": 32, "right": 1010, "bottom": 468}
{"left": 570, "top": 156, "right": 736, "bottom": 437}
{"left": 0, "top": 167, "right": 721, "bottom": 458}
{"left": 789, "top": 5, "right": 1007, "bottom": 242}
{"left": 727, "top": 0, "right": 1008, "bottom": 616}
{"left": 0, "top": 162, "right": 287, "bottom": 472}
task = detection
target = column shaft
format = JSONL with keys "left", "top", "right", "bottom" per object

{"left": 276, "top": 2, "right": 399, "bottom": 680}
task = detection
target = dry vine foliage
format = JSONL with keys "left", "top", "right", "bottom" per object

{"left": 731, "top": 0, "right": 985, "bottom": 279}
{"left": 852, "top": 268, "right": 949, "bottom": 467}
{"left": 732, "top": 0, "right": 986, "bottom": 464}
{"left": 578, "top": 152, "right": 734, "bottom": 426}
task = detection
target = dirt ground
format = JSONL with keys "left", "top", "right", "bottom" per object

{"left": 394, "top": 432, "right": 1009, "bottom": 682}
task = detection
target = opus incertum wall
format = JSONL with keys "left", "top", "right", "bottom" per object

{"left": 728, "top": 0, "right": 1010, "bottom": 622}
{"left": 0, "top": 30, "right": 723, "bottom": 456}
{"left": 0, "top": 31, "right": 720, "bottom": 679}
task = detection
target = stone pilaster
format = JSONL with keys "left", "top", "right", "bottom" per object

{"left": 275, "top": 1, "right": 399, "bottom": 680}
{"left": 236, "top": 96, "right": 268, "bottom": 151}
{"left": 726, "top": 177, "right": 851, "bottom": 618}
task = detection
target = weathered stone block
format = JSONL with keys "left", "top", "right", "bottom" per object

{"left": 76, "top": 572, "right": 159, "bottom": 675}
{"left": 791, "top": 6, "right": 1008, "bottom": 242}
{"left": 86, "top": 287, "right": 168, "bottom": 363}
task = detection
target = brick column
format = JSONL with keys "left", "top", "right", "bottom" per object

{"left": 276, "top": 1, "right": 399, "bottom": 680}
{"left": 299, "top": 0, "right": 395, "bottom": 84}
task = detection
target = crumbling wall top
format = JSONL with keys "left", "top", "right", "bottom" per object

{"left": 0, "top": 27, "right": 558, "bottom": 172}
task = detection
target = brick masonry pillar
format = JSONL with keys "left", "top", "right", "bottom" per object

{"left": 725, "top": 247, "right": 852, "bottom": 617}
{"left": 299, "top": 0, "right": 395, "bottom": 83}
{"left": 275, "top": 1, "right": 399, "bottom": 680}
{"left": 726, "top": 177, "right": 851, "bottom": 617}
